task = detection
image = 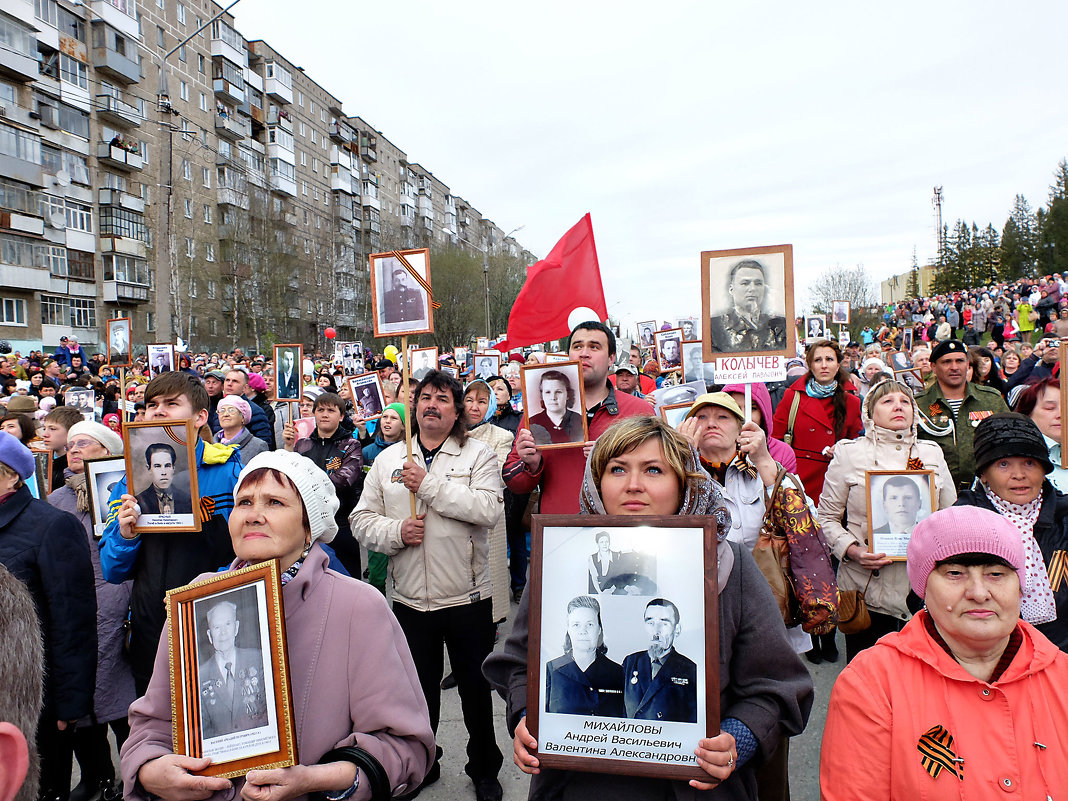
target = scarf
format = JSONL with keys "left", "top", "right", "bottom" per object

{"left": 218, "top": 427, "right": 247, "bottom": 446}
{"left": 806, "top": 378, "right": 837, "bottom": 399}
{"left": 982, "top": 483, "right": 1057, "bottom": 625}
{"left": 65, "top": 471, "right": 90, "bottom": 513}
{"left": 234, "top": 553, "right": 306, "bottom": 585}
{"left": 579, "top": 439, "right": 736, "bottom": 593}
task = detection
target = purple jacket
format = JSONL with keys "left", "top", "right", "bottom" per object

{"left": 120, "top": 545, "right": 434, "bottom": 800}
{"left": 720, "top": 382, "right": 798, "bottom": 473}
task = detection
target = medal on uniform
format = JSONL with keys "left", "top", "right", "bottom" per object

{"left": 631, "top": 671, "right": 638, "bottom": 685}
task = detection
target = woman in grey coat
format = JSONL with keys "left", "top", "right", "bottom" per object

{"left": 48, "top": 420, "right": 135, "bottom": 801}
{"left": 213, "top": 395, "right": 269, "bottom": 465}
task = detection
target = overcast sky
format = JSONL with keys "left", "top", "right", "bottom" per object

{"left": 240, "top": 0, "right": 1068, "bottom": 332}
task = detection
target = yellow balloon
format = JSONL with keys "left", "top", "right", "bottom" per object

{"left": 383, "top": 345, "right": 399, "bottom": 364}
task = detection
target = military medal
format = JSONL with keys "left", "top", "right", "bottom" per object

{"left": 631, "top": 671, "right": 638, "bottom": 685}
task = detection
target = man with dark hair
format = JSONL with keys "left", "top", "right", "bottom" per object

{"left": 0, "top": 564, "right": 44, "bottom": 801}
{"left": 353, "top": 370, "right": 505, "bottom": 801}
{"left": 504, "top": 322, "right": 654, "bottom": 514}
{"left": 874, "top": 476, "right": 923, "bottom": 537}
{"left": 622, "top": 598, "right": 697, "bottom": 723}
{"left": 383, "top": 263, "right": 426, "bottom": 325}
{"left": 708, "top": 258, "right": 788, "bottom": 354}
{"left": 134, "top": 442, "right": 192, "bottom": 516}
{"left": 100, "top": 372, "right": 243, "bottom": 692}
{"left": 41, "top": 406, "right": 83, "bottom": 490}
{"left": 283, "top": 392, "right": 364, "bottom": 577}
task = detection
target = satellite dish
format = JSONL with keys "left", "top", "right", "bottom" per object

{"left": 49, "top": 212, "right": 66, "bottom": 229}
{"left": 54, "top": 170, "right": 71, "bottom": 187}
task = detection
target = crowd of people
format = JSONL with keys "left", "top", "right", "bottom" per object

{"left": 1, "top": 272, "right": 1068, "bottom": 801}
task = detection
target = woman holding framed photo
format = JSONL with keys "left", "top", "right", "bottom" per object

{"left": 485, "top": 416, "right": 812, "bottom": 800}
{"left": 817, "top": 378, "right": 956, "bottom": 663}
{"left": 120, "top": 450, "right": 434, "bottom": 800}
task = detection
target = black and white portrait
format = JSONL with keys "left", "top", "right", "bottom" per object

{"left": 347, "top": 372, "right": 385, "bottom": 420}
{"left": 273, "top": 345, "right": 302, "bottom": 401}
{"left": 704, "top": 247, "right": 793, "bottom": 358}
{"left": 658, "top": 402, "right": 693, "bottom": 429}
{"left": 831, "top": 301, "right": 851, "bottom": 325}
{"left": 902, "top": 329, "right": 914, "bottom": 352}
{"left": 544, "top": 595, "right": 625, "bottom": 718}
{"left": 637, "top": 321, "right": 656, "bottom": 348}
{"left": 522, "top": 362, "right": 586, "bottom": 449}
{"left": 147, "top": 343, "right": 175, "bottom": 378}
{"left": 371, "top": 249, "right": 432, "bottom": 337}
{"left": 588, "top": 529, "right": 657, "bottom": 596}
{"left": 681, "top": 341, "right": 705, "bottom": 385}
{"left": 107, "top": 317, "right": 132, "bottom": 367}
{"left": 677, "top": 318, "right": 700, "bottom": 342}
{"left": 653, "top": 329, "right": 683, "bottom": 374}
{"left": 85, "top": 455, "right": 125, "bottom": 534}
{"left": 890, "top": 350, "right": 914, "bottom": 372}
{"left": 475, "top": 353, "right": 501, "bottom": 381}
{"left": 124, "top": 421, "right": 199, "bottom": 532}
{"left": 805, "top": 315, "right": 826, "bottom": 341}
{"left": 65, "top": 387, "right": 95, "bottom": 421}
{"left": 867, "top": 471, "right": 935, "bottom": 560}
{"left": 453, "top": 346, "right": 468, "bottom": 365}
{"left": 410, "top": 347, "right": 438, "bottom": 381}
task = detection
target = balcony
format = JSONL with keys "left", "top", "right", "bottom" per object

{"left": 335, "top": 202, "right": 352, "bottom": 222}
{"left": 100, "top": 237, "right": 147, "bottom": 258}
{"left": 269, "top": 172, "right": 296, "bottom": 197}
{"left": 103, "top": 279, "right": 150, "bottom": 303}
{"left": 98, "top": 188, "right": 145, "bottom": 213}
{"left": 91, "top": 39, "right": 141, "bottom": 84}
{"left": 330, "top": 173, "right": 352, "bottom": 194}
{"left": 400, "top": 212, "right": 415, "bottom": 228}
{"left": 360, "top": 145, "right": 376, "bottom": 163}
{"left": 0, "top": 40, "right": 37, "bottom": 83}
{"left": 96, "top": 94, "right": 141, "bottom": 127}
{"left": 287, "top": 307, "right": 301, "bottom": 318}
{"left": 0, "top": 103, "right": 38, "bottom": 130}
{"left": 217, "top": 186, "right": 249, "bottom": 209}
{"left": 213, "top": 78, "right": 245, "bottom": 105}
{"left": 363, "top": 218, "right": 381, "bottom": 235}
{"left": 264, "top": 72, "right": 292, "bottom": 105}
{"left": 362, "top": 194, "right": 380, "bottom": 212}
{"left": 96, "top": 142, "right": 143, "bottom": 171}
{"left": 215, "top": 112, "right": 250, "bottom": 140}
{"left": 0, "top": 212, "right": 44, "bottom": 236}
{"left": 266, "top": 109, "right": 292, "bottom": 132}
{"left": 329, "top": 122, "right": 353, "bottom": 145}
{"left": 91, "top": 0, "right": 139, "bottom": 39}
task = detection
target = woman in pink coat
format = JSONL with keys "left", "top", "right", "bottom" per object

{"left": 120, "top": 451, "right": 434, "bottom": 801}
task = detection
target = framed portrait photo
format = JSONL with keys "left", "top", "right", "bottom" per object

{"left": 476, "top": 337, "right": 489, "bottom": 351}
{"left": 804, "top": 315, "right": 827, "bottom": 342}
{"left": 902, "top": 329, "right": 914, "bottom": 353}
{"left": 677, "top": 318, "right": 700, "bottom": 343}
{"left": 636, "top": 321, "right": 657, "bottom": 350}
{"left": 31, "top": 449, "right": 51, "bottom": 499}
{"left": 866, "top": 470, "right": 937, "bottom": 560}
{"left": 658, "top": 402, "right": 693, "bottom": 429}
{"left": 701, "top": 244, "right": 795, "bottom": 361}
{"left": 84, "top": 455, "right": 126, "bottom": 538}
{"left": 653, "top": 328, "right": 683, "bottom": 375}
{"left": 106, "top": 317, "right": 132, "bottom": 368}
{"left": 167, "top": 560, "right": 296, "bottom": 778}
{"left": 147, "top": 343, "right": 176, "bottom": 378}
{"left": 680, "top": 341, "right": 706, "bottom": 385}
{"left": 830, "top": 301, "right": 851, "bottom": 325}
{"left": 453, "top": 346, "right": 468, "bottom": 364}
{"left": 347, "top": 372, "right": 386, "bottom": 420}
{"left": 369, "top": 248, "right": 433, "bottom": 337}
{"left": 409, "top": 347, "right": 439, "bottom": 381}
{"left": 440, "top": 365, "right": 459, "bottom": 380}
{"left": 272, "top": 345, "right": 303, "bottom": 402}
{"left": 521, "top": 361, "right": 588, "bottom": 450}
{"left": 889, "top": 350, "right": 914, "bottom": 373}
{"left": 122, "top": 419, "right": 200, "bottom": 533}
{"left": 527, "top": 515, "right": 719, "bottom": 781}
{"left": 474, "top": 352, "right": 501, "bottom": 380}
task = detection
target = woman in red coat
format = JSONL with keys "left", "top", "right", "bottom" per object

{"left": 771, "top": 339, "right": 862, "bottom": 501}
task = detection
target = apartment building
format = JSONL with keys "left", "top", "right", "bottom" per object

{"left": 0, "top": 0, "right": 531, "bottom": 354}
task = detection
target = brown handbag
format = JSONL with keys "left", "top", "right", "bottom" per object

{"left": 837, "top": 573, "right": 873, "bottom": 635}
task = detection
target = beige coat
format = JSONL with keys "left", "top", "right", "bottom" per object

{"left": 467, "top": 422, "right": 514, "bottom": 622}
{"left": 351, "top": 435, "right": 503, "bottom": 612}
{"left": 817, "top": 400, "right": 956, "bottom": 619}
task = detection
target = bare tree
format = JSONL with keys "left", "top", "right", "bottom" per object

{"left": 807, "top": 264, "right": 878, "bottom": 315}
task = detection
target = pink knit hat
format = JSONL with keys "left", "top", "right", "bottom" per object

{"left": 218, "top": 394, "right": 252, "bottom": 424}
{"left": 906, "top": 506, "right": 1025, "bottom": 599}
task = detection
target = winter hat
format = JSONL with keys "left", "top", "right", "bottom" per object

{"left": 383, "top": 402, "right": 407, "bottom": 426}
{"left": 235, "top": 450, "right": 340, "bottom": 545}
{"left": 218, "top": 394, "right": 252, "bottom": 424}
{"left": 247, "top": 373, "right": 267, "bottom": 392}
{"left": 861, "top": 357, "right": 890, "bottom": 376}
{"left": 67, "top": 421, "right": 123, "bottom": 455}
{"left": 0, "top": 430, "right": 34, "bottom": 479}
{"left": 6, "top": 395, "right": 36, "bottom": 413}
{"left": 205, "top": 369, "right": 227, "bottom": 382}
{"left": 302, "top": 385, "right": 324, "bottom": 403}
{"left": 906, "top": 506, "right": 1026, "bottom": 599}
{"left": 972, "top": 413, "right": 1053, "bottom": 476}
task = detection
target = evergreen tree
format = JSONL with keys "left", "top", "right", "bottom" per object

{"left": 1000, "top": 194, "right": 1037, "bottom": 278}
{"left": 1040, "top": 159, "right": 1068, "bottom": 274}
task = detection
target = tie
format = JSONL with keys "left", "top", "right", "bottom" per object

{"left": 651, "top": 657, "right": 663, "bottom": 678}
{"left": 160, "top": 491, "right": 173, "bottom": 515}
{"left": 225, "top": 662, "right": 233, "bottom": 686}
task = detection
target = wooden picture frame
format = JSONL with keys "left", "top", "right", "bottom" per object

{"left": 902, "top": 329, "right": 914, "bottom": 353}
{"left": 440, "top": 365, "right": 459, "bottom": 380}
{"left": 527, "top": 515, "right": 719, "bottom": 781}
{"left": 830, "top": 301, "right": 851, "bottom": 325}
{"left": 106, "top": 317, "right": 132, "bottom": 368}
{"left": 804, "top": 315, "right": 827, "bottom": 342}
{"left": 889, "top": 350, "right": 914, "bottom": 374}
{"left": 453, "top": 346, "right": 468, "bottom": 364}
{"left": 521, "top": 361, "right": 588, "bottom": 450}
{"left": 1061, "top": 342, "right": 1068, "bottom": 470}
{"left": 866, "top": 469, "right": 937, "bottom": 561}
{"left": 272, "top": 345, "right": 303, "bottom": 402}
{"left": 369, "top": 247, "right": 434, "bottom": 338}
{"left": 677, "top": 318, "right": 700, "bottom": 343}
{"left": 64, "top": 386, "right": 95, "bottom": 421}
{"left": 347, "top": 372, "right": 386, "bottom": 420}
{"left": 84, "top": 454, "right": 126, "bottom": 538}
{"left": 474, "top": 352, "right": 501, "bottom": 380}
{"left": 122, "top": 419, "right": 201, "bottom": 533}
{"left": 653, "top": 328, "right": 684, "bottom": 375}
{"left": 409, "top": 347, "right": 439, "bottom": 381}
{"left": 658, "top": 402, "right": 693, "bottom": 429}
{"left": 680, "top": 341, "right": 708, "bottom": 385}
{"left": 147, "top": 343, "right": 176, "bottom": 378}
{"left": 166, "top": 560, "right": 296, "bottom": 778}
{"left": 636, "top": 321, "right": 657, "bottom": 350}
{"left": 701, "top": 244, "right": 795, "bottom": 361}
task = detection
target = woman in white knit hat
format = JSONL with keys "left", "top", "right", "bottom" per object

{"left": 48, "top": 420, "right": 133, "bottom": 800}
{"left": 120, "top": 450, "right": 434, "bottom": 801}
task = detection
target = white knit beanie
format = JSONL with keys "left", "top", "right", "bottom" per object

{"left": 68, "top": 421, "right": 123, "bottom": 455}
{"left": 235, "top": 450, "right": 340, "bottom": 544}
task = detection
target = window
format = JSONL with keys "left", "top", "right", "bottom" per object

{"left": 100, "top": 207, "right": 147, "bottom": 240}
{"left": 202, "top": 167, "right": 210, "bottom": 188}
{"left": 34, "top": 0, "right": 57, "bottom": 27}
{"left": 146, "top": 311, "right": 155, "bottom": 331}
{"left": 103, "top": 253, "right": 148, "bottom": 283}
{"left": 59, "top": 54, "right": 88, "bottom": 89}
{"left": 189, "top": 279, "right": 197, "bottom": 297}
{"left": 203, "top": 205, "right": 212, "bottom": 223}
{"left": 56, "top": 6, "right": 84, "bottom": 40}
{"left": 0, "top": 123, "right": 41, "bottom": 165}
{"left": 0, "top": 12, "right": 37, "bottom": 58}
{"left": 207, "top": 280, "right": 217, "bottom": 299}
{"left": 205, "top": 243, "right": 215, "bottom": 262}
{"left": 0, "top": 297, "right": 25, "bottom": 326}
{"left": 303, "top": 238, "right": 309, "bottom": 254}
{"left": 70, "top": 298, "right": 94, "bottom": 327}
{"left": 0, "top": 80, "right": 14, "bottom": 105}
{"left": 297, "top": 90, "right": 303, "bottom": 107}
{"left": 299, "top": 122, "right": 305, "bottom": 137}
{"left": 197, "top": 54, "right": 205, "bottom": 73}
{"left": 185, "top": 238, "right": 194, "bottom": 257}
{"left": 312, "top": 158, "right": 318, "bottom": 173}
{"left": 300, "top": 151, "right": 306, "bottom": 166}
{"left": 65, "top": 201, "right": 92, "bottom": 233}
{"left": 46, "top": 245, "right": 66, "bottom": 276}
{"left": 199, "top": 92, "right": 207, "bottom": 112}
{"left": 184, "top": 198, "right": 192, "bottom": 218}
{"left": 40, "top": 295, "right": 67, "bottom": 326}
{"left": 179, "top": 81, "right": 189, "bottom": 102}
{"left": 67, "top": 249, "right": 94, "bottom": 280}
{"left": 157, "top": 26, "right": 165, "bottom": 48}
{"left": 212, "top": 58, "right": 244, "bottom": 89}
{"left": 301, "top": 180, "right": 307, "bottom": 196}
{"left": 182, "top": 159, "right": 191, "bottom": 180}
{"left": 58, "top": 103, "right": 89, "bottom": 139}
{"left": 309, "top": 100, "right": 315, "bottom": 115}
{"left": 177, "top": 3, "right": 185, "bottom": 24}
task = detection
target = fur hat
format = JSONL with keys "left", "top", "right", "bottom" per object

{"left": 235, "top": 450, "right": 340, "bottom": 545}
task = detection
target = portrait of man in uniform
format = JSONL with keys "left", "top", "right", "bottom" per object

{"left": 197, "top": 597, "right": 268, "bottom": 740}
{"left": 622, "top": 598, "right": 696, "bottom": 723}
{"left": 704, "top": 247, "right": 795, "bottom": 358}
{"left": 107, "top": 318, "right": 132, "bottom": 367}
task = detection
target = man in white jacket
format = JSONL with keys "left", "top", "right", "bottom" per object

{"left": 351, "top": 370, "right": 504, "bottom": 801}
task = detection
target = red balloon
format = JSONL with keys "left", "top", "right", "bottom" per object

{"left": 324, "top": 327, "right": 337, "bottom": 339}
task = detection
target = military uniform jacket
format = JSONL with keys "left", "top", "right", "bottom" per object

{"left": 622, "top": 649, "right": 697, "bottom": 723}
{"left": 914, "top": 381, "right": 1009, "bottom": 491}
{"left": 545, "top": 653, "right": 625, "bottom": 717}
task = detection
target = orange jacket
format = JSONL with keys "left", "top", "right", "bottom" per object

{"left": 820, "top": 611, "right": 1068, "bottom": 800}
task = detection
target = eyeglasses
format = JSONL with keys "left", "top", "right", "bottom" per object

{"left": 67, "top": 438, "right": 101, "bottom": 451}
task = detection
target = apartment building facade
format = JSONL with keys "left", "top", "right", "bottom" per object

{"left": 0, "top": 0, "right": 531, "bottom": 354}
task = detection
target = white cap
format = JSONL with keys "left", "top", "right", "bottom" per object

{"left": 235, "top": 450, "right": 339, "bottom": 544}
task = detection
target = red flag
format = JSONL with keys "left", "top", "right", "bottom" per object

{"left": 498, "top": 214, "right": 607, "bottom": 350}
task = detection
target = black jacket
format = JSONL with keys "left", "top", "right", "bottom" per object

{"left": 294, "top": 428, "right": 364, "bottom": 528}
{"left": 248, "top": 390, "right": 276, "bottom": 448}
{"left": 0, "top": 485, "right": 96, "bottom": 719}
{"left": 956, "top": 482, "right": 1068, "bottom": 652}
